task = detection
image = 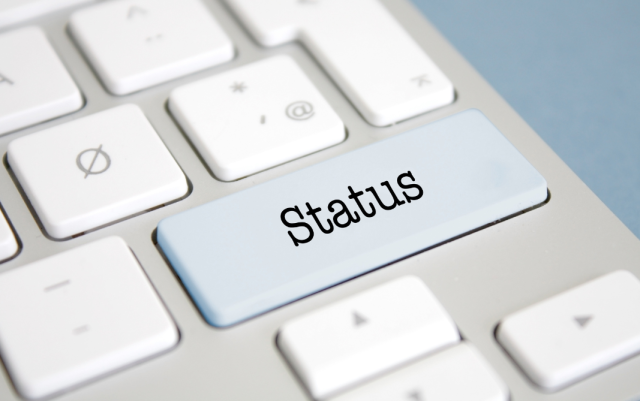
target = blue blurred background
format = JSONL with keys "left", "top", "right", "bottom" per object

{"left": 411, "top": 0, "right": 640, "bottom": 238}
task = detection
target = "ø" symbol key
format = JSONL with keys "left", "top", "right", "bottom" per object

{"left": 76, "top": 145, "right": 111, "bottom": 179}
{"left": 286, "top": 101, "right": 315, "bottom": 121}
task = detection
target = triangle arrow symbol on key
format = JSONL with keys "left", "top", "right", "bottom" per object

{"left": 353, "top": 311, "right": 368, "bottom": 327}
{"left": 574, "top": 315, "right": 593, "bottom": 328}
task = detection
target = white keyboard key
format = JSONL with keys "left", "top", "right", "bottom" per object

{"left": 225, "top": 0, "right": 454, "bottom": 126}
{"left": 0, "top": 236, "right": 178, "bottom": 399}
{"left": 7, "top": 104, "right": 188, "bottom": 239}
{"left": 170, "top": 56, "right": 345, "bottom": 181}
{"left": 278, "top": 276, "right": 459, "bottom": 399}
{"left": 498, "top": 270, "right": 640, "bottom": 390}
{"left": 0, "top": 27, "right": 83, "bottom": 135}
{"left": 0, "top": 0, "right": 93, "bottom": 28}
{"left": 331, "top": 343, "right": 508, "bottom": 401}
{"left": 69, "top": 0, "right": 234, "bottom": 95}
{"left": 0, "top": 208, "right": 17, "bottom": 261}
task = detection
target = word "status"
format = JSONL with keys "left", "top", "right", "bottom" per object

{"left": 280, "top": 171, "right": 423, "bottom": 246}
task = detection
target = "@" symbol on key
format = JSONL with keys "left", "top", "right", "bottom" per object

{"left": 286, "top": 101, "right": 315, "bottom": 120}
{"left": 76, "top": 145, "right": 111, "bottom": 179}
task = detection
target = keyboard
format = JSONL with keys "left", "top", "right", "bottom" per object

{"left": 0, "top": 1, "right": 639, "bottom": 400}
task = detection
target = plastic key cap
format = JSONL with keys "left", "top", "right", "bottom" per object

{"left": 330, "top": 343, "right": 508, "bottom": 401}
{"left": 69, "top": 0, "right": 234, "bottom": 95}
{"left": 0, "top": 236, "right": 178, "bottom": 399}
{"left": 170, "top": 56, "right": 344, "bottom": 181}
{"left": 0, "top": 0, "right": 94, "bottom": 28}
{"left": 8, "top": 104, "right": 188, "bottom": 239}
{"left": 225, "top": 0, "right": 454, "bottom": 126}
{"left": 0, "top": 208, "right": 17, "bottom": 261}
{"left": 278, "top": 276, "right": 459, "bottom": 399}
{"left": 157, "top": 110, "right": 547, "bottom": 327}
{"left": 0, "top": 27, "right": 83, "bottom": 135}
{"left": 498, "top": 270, "right": 640, "bottom": 391}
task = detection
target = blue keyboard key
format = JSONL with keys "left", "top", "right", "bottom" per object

{"left": 157, "top": 110, "right": 547, "bottom": 327}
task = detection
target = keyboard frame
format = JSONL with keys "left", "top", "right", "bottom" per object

{"left": 0, "top": 0, "right": 639, "bottom": 400}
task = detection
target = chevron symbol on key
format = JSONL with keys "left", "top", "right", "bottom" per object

{"left": 574, "top": 315, "right": 593, "bottom": 328}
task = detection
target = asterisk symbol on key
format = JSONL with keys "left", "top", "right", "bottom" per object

{"left": 230, "top": 82, "right": 247, "bottom": 93}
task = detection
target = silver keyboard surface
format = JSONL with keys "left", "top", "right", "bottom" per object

{"left": 1, "top": 1, "right": 640, "bottom": 400}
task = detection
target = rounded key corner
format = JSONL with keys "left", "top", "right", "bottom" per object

{"left": 462, "top": 107, "right": 485, "bottom": 117}
{"left": 14, "top": 379, "right": 47, "bottom": 401}
{"left": 42, "top": 225, "right": 76, "bottom": 241}
{"left": 69, "top": 88, "right": 87, "bottom": 110}
{"left": 200, "top": 305, "right": 234, "bottom": 329}
{"left": 608, "top": 269, "right": 639, "bottom": 282}
{"left": 104, "top": 83, "right": 133, "bottom": 97}
{"left": 493, "top": 321, "right": 508, "bottom": 347}
{"left": 156, "top": 318, "right": 181, "bottom": 350}
{"left": 171, "top": 172, "right": 192, "bottom": 199}
{"left": 0, "top": 243, "right": 20, "bottom": 266}
{"left": 100, "top": 235, "right": 128, "bottom": 248}
{"left": 155, "top": 217, "right": 171, "bottom": 236}
{"left": 0, "top": 245, "right": 20, "bottom": 265}
{"left": 393, "top": 274, "right": 426, "bottom": 286}
{"left": 0, "top": 235, "right": 181, "bottom": 399}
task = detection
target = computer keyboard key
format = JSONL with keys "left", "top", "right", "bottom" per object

{"left": 69, "top": 0, "right": 234, "bottom": 95}
{"left": 498, "top": 270, "right": 640, "bottom": 391}
{"left": 0, "top": 0, "right": 94, "bottom": 28}
{"left": 8, "top": 104, "right": 188, "bottom": 239}
{"left": 0, "top": 208, "right": 18, "bottom": 262}
{"left": 157, "top": 109, "right": 548, "bottom": 327}
{"left": 170, "top": 56, "right": 345, "bottom": 181}
{"left": 330, "top": 343, "right": 508, "bottom": 401}
{"left": 279, "top": 276, "right": 459, "bottom": 399}
{"left": 225, "top": 0, "right": 454, "bottom": 126}
{"left": 0, "top": 26, "right": 83, "bottom": 135}
{"left": 0, "top": 236, "right": 178, "bottom": 399}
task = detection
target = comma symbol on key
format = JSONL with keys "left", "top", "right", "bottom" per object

{"left": 406, "top": 390, "right": 423, "bottom": 401}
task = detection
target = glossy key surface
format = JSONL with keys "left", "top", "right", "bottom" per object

{"left": 0, "top": 0, "right": 93, "bottom": 28}
{"left": 498, "top": 270, "right": 640, "bottom": 391}
{"left": 0, "top": 236, "right": 178, "bottom": 399}
{"left": 157, "top": 109, "right": 547, "bottom": 327}
{"left": 169, "top": 56, "right": 344, "bottom": 181}
{"left": 8, "top": 104, "right": 188, "bottom": 239}
{"left": 278, "top": 276, "right": 459, "bottom": 399}
{"left": 0, "top": 26, "right": 83, "bottom": 135}
{"left": 331, "top": 343, "right": 508, "bottom": 401}
{"left": 69, "top": 0, "right": 234, "bottom": 95}
{"left": 225, "top": 0, "right": 454, "bottom": 126}
{"left": 0, "top": 207, "right": 17, "bottom": 261}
